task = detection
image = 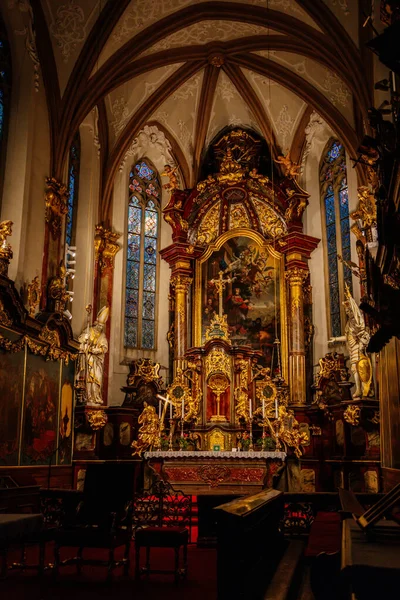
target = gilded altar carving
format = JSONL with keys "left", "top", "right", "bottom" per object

{"left": 251, "top": 197, "right": 286, "bottom": 239}
{"left": 0, "top": 220, "right": 13, "bottom": 277}
{"left": 229, "top": 203, "right": 251, "bottom": 229}
{"left": 285, "top": 267, "right": 308, "bottom": 285}
{"left": 45, "top": 177, "right": 68, "bottom": 240}
{"left": 205, "top": 348, "right": 231, "bottom": 379}
{"left": 170, "top": 274, "right": 192, "bottom": 293}
{"left": 94, "top": 225, "right": 121, "bottom": 271}
{"left": 205, "top": 428, "right": 232, "bottom": 452}
{"left": 167, "top": 368, "right": 192, "bottom": 420}
{"left": 197, "top": 201, "right": 221, "bottom": 244}
{"left": 86, "top": 409, "right": 108, "bottom": 431}
{"left": 343, "top": 404, "right": 361, "bottom": 426}
{"left": 217, "top": 148, "right": 245, "bottom": 186}
{"left": 128, "top": 358, "right": 162, "bottom": 386}
{"left": 39, "top": 325, "right": 60, "bottom": 347}
{"left": 27, "top": 276, "right": 41, "bottom": 317}
{"left": 205, "top": 314, "right": 231, "bottom": 344}
{"left": 162, "top": 190, "right": 189, "bottom": 237}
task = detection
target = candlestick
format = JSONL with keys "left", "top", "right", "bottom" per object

{"left": 169, "top": 398, "right": 172, "bottom": 419}
{"left": 275, "top": 398, "right": 278, "bottom": 419}
{"left": 158, "top": 399, "right": 161, "bottom": 419}
{"left": 249, "top": 398, "right": 252, "bottom": 419}
{"left": 262, "top": 399, "right": 265, "bottom": 419}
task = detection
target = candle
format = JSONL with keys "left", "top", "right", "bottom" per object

{"left": 249, "top": 399, "right": 252, "bottom": 419}
{"left": 169, "top": 399, "right": 172, "bottom": 419}
{"left": 182, "top": 398, "right": 185, "bottom": 420}
{"left": 158, "top": 399, "right": 161, "bottom": 419}
{"left": 262, "top": 399, "right": 265, "bottom": 419}
{"left": 275, "top": 398, "right": 278, "bottom": 419}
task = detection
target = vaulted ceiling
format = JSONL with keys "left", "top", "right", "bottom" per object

{"left": 6, "top": 1, "right": 373, "bottom": 221}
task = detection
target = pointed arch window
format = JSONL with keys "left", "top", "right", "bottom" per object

{"left": 320, "top": 140, "right": 353, "bottom": 337}
{"left": 66, "top": 131, "right": 81, "bottom": 247}
{"left": 125, "top": 160, "right": 161, "bottom": 350}
{"left": 0, "top": 16, "right": 11, "bottom": 209}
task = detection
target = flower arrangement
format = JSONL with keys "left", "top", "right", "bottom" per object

{"left": 237, "top": 431, "right": 250, "bottom": 451}
{"left": 160, "top": 434, "right": 170, "bottom": 451}
{"left": 178, "top": 433, "right": 189, "bottom": 450}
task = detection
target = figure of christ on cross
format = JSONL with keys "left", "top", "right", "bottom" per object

{"left": 210, "top": 270, "right": 236, "bottom": 317}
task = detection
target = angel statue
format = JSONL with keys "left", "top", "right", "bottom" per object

{"left": 75, "top": 305, "right": 109, "bottom": 405}
{"left": 330, "top": 284, "right": 371, "bottom": 399}
{"left": 274, "top": 152, "right": 301, "bottom": 178}
{"left": 161, "top": 164, "right": 179, "bottom": 193}
{"left": 0, "top": 220, "right": 13, "bottom": 274}
{"left": 131, "top": 402, "right": 160, "bottom": 456}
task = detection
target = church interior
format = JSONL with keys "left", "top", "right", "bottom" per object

{"left": 1, "top": 1, "right": 400, "bottom": 599}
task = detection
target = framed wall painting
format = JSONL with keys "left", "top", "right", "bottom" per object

{"left": 0, "top": 327, "right": 25, "bottom": 466}
{"left": 21, "top": 352, "right": 61, "bottom": 466}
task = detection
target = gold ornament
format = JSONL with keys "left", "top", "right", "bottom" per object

{"left": 205, "top": 314, "right": 231, "bottom": 344}
{"left": 161, "top": 164, "right": 179, "bottom": 193}
{"left": 197, "top": 201, "right": 221, "bottom": 244}
{"left": 0, "top": 220, "right": 13, "bottom": 277}
{"left": 47, "top": 260, "right": 69, "bottom": 313}
{"left": 131, "top": 403, "right": 160, "bottom": 456}
{"left": 45, "top": 178, "right": 68, "bottom": 240}
{"left": 94, "top": 225, "right": 121, "bottom": 272}
{"left": 343, "top": 404, "right": 361, "bottom": 426}
{"left": 27, "top": 276, "right": 41, "bottom": 317}
{"left": 351, "top": 186, "right": 377, "bottom": 229}
{"left": 274, "top": 152, "right": 301, "bottom": 178}
{"left": 86, "top": 409, "right": 108, "bottom": 431}
{"left": 229, "top": 203, "right": 251, "bottom": 229}
{"left": 217, "top": 147, "right": 245, "bottom": 186}
{"left": 0, "top": 298, "right": 12, "bottom": 326}
{"left": 251, "top": 196, "right": 286, "bottom": 239}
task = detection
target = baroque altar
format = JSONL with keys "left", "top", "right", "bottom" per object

{"left": 130, "top": 129, "right": 319, "bottom": 488}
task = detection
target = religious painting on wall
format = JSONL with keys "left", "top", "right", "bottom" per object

{"left": 21, "top": 353, "right": 61, "bottom": 466}
{"left": 57, "top": 359, "right": 75, "bottom": 465}
{"left": 198, "top": 234, "right": 285, "bottom": 372}
{"left": 0, "top": 327, "right": 25, "bottom": 465}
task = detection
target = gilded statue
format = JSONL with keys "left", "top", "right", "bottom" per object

{"left": 27, "top": 276, "right": 41, "bottom": 317}
{"left": 249, "top": 168, "right": 270, "bottom": 186}
{"left": 131, "top": 402, "right": 160, "bottom": 456}
{"left": 0, "top": 220, "right": 13, "bottom": 249}
{"left": 161, "top": 164, "right": 179, "bottom": 193}
{"left": 351, "top": 186, "right": 377, "bottom": 229}
{"left": 47, "top": 260, "right": 69, "bottom": 313}
{"left": 217, "top": 148, "right": 244, "bottom": 185}
{"left": 330, "top": 284, "right": 371, "bottom": 399}
{"left": 197, "top": 174, "right": 217, "bottom": 193}
{"left": 284, "top": 195, "right": 308, "bottom": 222}
{"left": 274, "top": 152, "right": 301, "bottom": 178}
{"left": 0, "top": 220, "right": 13, "bottom": 276}
{"left": 75, "top": 306, "right": 109, "bottom": 405}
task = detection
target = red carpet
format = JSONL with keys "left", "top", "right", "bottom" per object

{"left": 1, "top": 543, "right": 217, "bottom": 600}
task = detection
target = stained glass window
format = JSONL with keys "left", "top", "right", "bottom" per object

{"left": 320, "top": 140, "right": 353, "bottom": 337}
{"left": 66, "top": 131, "right": 81, "bottom": 247}
{"left": 0, "top": 16, "right": 11, "bottom": 211}
{"left": 125, "top": 159, "right": 161, "bottom": 349}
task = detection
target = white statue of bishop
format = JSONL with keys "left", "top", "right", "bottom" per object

{"left": 75, "top": 305, "right": 109, "bottom": 405}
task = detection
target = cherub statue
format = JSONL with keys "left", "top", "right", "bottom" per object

{"left": 274, "top": 152, "right": 301, "bottom": 178}
{"left": 131, "top": 402, "right": 160, "bottom": 456}
{"left": 161, "top": 164, "right": 179, "bottom": 193}
{"left": 249, "top": 168, "right": 270, "bottom": 185}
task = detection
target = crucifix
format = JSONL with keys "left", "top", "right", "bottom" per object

{"left": 210, "top": 270, "right": 236, "bottom": 317}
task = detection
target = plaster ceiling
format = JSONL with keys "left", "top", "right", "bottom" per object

{"left": 7, "top": 0, "right": 368, "bottom": 199}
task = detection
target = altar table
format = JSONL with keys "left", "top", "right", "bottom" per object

{"left": 144, "top": 451, "right": 286, "bottom": 495}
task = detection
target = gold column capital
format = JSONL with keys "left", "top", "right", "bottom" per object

{"left": 45, "top": 177, "right": 69, "bottom": 240}
{"left": 170, "top": 273, "right": 192, "bottom": 293}
{"left": 285, "top": 266, "right": 308, "bottom": 286}
{"left": 94, "top": 225, "right": 121, "bottom": 272}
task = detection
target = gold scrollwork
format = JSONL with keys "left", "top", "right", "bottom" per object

{"left": 197, "top": 201, "right": 221, "bottom": 245}
{"left": 86, "top": 409, "right": 108, "bottom": 431}
{"left": 0, "top": 298, "right": 12, "bottom": 326}
{"left": 170, "top": 274, "right": 192, "bottom": 293}
{"left": 39, "top": 325, "right": 60, "bottom": 347}
{"left": 285, "top": 267, "right": 309, "bottom": 286}
{"left": 229, "top": 203, "right": 251, "bottom": 229}
{"left": 343, "top": 404, "right": 361, "bottom": 426}
{"left": 351, "top": 186, "right": 377, "bottom": 229}
{"left": 0, "top": 220, "right": 13, "bottom": 277}
{"left": 205, "top": 314, "right": 231, "bottom": 344}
